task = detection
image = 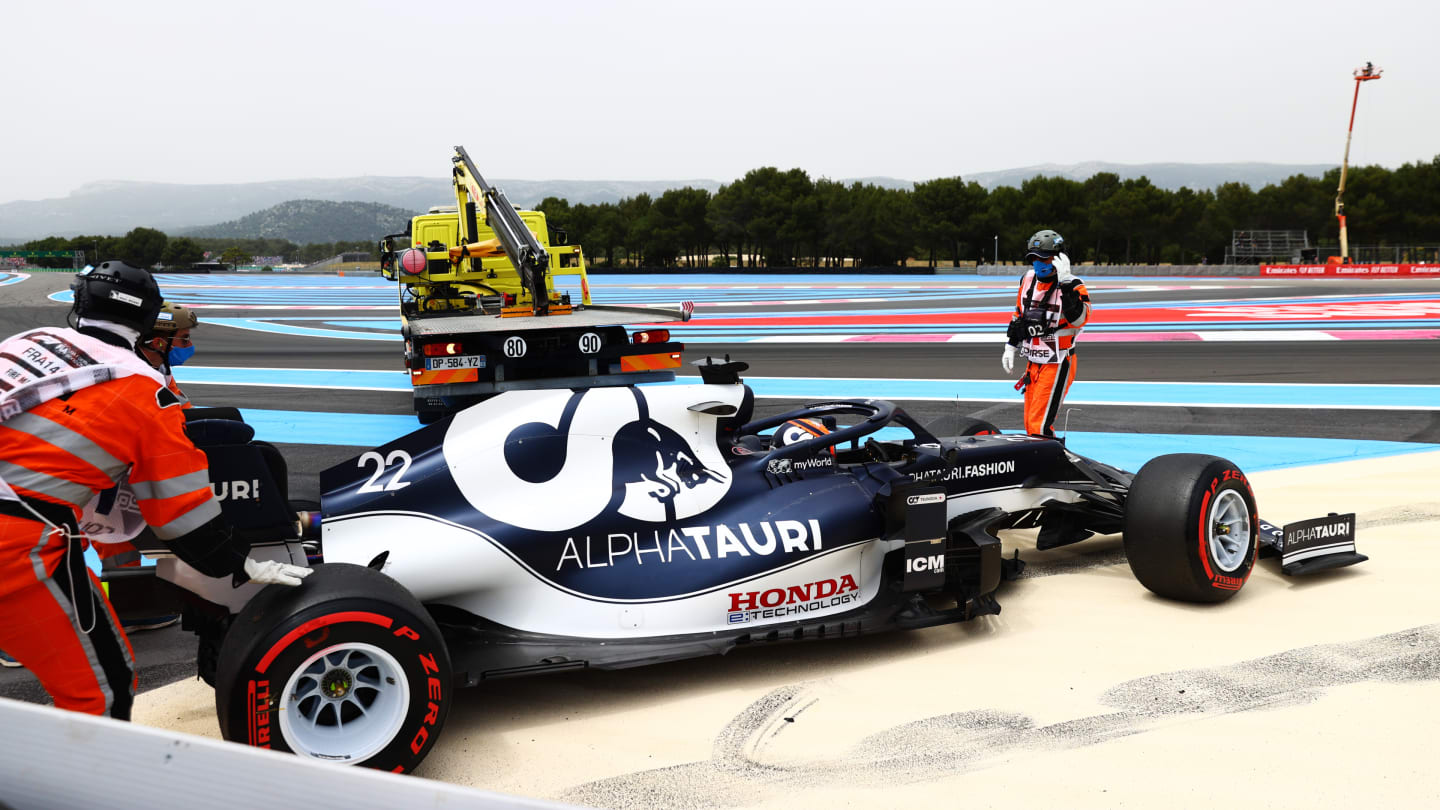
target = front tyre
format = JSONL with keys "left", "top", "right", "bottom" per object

{"left": 214, "top": 563, "right": 452, "bottom": 773}
{"left": 1123, "top": 454, "right": 1258, "bottom": 603}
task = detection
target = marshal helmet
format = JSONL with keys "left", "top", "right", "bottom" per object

{"left": 70, "top": 260, "right": 164, "bottom": 337}
{"left": 1024, "top": 229, "right": 1066, "bottom": 260}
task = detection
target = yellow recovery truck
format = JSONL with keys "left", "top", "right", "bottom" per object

{"left": 379, "top": 146, "right": 691, "bottom": 422}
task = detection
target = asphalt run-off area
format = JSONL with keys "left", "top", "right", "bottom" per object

{"left": 3, "top": 270, "right": 1439, "bottom": 808}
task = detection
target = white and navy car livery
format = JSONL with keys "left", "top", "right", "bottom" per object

{"left": 140, "top": 361, "right": 1364, "bottom": 774}
{"left": 321, "top": 384, "right": 895, "bottom": 642}
{"left": 313, "top": 371, "right": 1364, "bottom": 693}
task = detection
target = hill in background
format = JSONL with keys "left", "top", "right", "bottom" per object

{"left": 180, "top": 200, "right": 420, "bottom": 244}
{"left": 0, "top": 177, "right": 720, "bottom": 240}
{"left": 0, "top": 162, "right": 1340, "bottom": 240}
{"left": 962, "top": 161, "right": 1337, "bottom": 190}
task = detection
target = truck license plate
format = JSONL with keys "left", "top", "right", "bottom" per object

{"left": 425, "top": 355, "right": 486, "bottom": 370}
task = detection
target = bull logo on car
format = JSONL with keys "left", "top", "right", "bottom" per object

{"left": 614, "top": 415, "right": 725, "bottom": 523}
{"left": 446, "top": 386, "right": 734, "bottom": 532}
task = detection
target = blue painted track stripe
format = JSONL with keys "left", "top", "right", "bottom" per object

{"left": 175, "top": 366, "right": 406, "bottom": 390}
{"left": 171, "top": 367, "right": 1440, "bottom": 410}
{"left": 147, "top": 272, "right": 1272, "bottom": 284}
{"left": 208, "top": 316, "right": 1440, "bottom": 340}
{"left": 240, "top": 408, "right": 418, "bottom": 447}
{"left": 741, "top": 377, "right": 1440, "bottom": 409}
{"left": 206, "top": 318, "right": 403, "bottom": 341}
{"left": 229, "top": 406, "right": 1437, "bottom": 475}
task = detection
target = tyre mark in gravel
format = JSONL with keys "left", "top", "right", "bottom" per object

{"left": 1355, "top": 501, "right": 1440, "bottom": 529}
{"left": 562, "top": 624, "right": 1440, "bottom": 809}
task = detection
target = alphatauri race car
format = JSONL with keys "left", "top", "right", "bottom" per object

{"left": 120, "top": 360, "right": 1364, "bottom": 773}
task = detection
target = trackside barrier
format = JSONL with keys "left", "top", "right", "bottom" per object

{"left": 973, "top": 264, "right": 1259, "bottom": 277}
{"left": 0, "top": 697, "right": 572, "bottom": 810}
{"left": 1261, "top": 264, "right": 1440, "bottom": 277}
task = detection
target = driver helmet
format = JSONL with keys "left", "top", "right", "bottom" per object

{"left": 1024, "top": 229, "right": 1065, "bottom": 260}
{"left": 70, "top": 260, "right": 164, "bottom": 337}
{"left": 774, "top": 417, "right": 836, "bottom": 456}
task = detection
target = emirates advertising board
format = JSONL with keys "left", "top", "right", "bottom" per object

{"left": 1261, "top": 264, "right": 1440, "bottom": 277}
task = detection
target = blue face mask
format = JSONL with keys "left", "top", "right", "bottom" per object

{"left": 168, "top": 344, "right": 196, "bottom": 366}
{"left": 1032, "top": 259, "right": 1056, "bottom": 278}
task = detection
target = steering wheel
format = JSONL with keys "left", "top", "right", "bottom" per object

{"left": 864, "top": 438, "right": 893, "bottom": 462}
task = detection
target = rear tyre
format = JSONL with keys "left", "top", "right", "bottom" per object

{"left": 954, "top": 417, "right": 1001, "bottom": 436}
{"left": 1123, "top": 454, "right": 1258, "bottom": 603}
{"left": 214, "top": 563, "right": 452, "bottom": 773}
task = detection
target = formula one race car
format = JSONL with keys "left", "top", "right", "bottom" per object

{"left": 121, "top": 360, "right": 1364, "bottom": 773}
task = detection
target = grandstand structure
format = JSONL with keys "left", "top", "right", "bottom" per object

{"left": 0, "top": 249, "right": 86, "bottom": 269}
{"left": 1224, "top": 230, "right": 1311, "bottom": 265}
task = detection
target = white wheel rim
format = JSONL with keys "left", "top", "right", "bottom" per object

{"left": 1208, "top": 489, "right": 1252, "bottom": 573}
{"left": 279, "top": 642, "right": 410, "bottom": 763}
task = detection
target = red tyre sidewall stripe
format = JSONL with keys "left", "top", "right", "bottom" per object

{"left": 256, "top": 611, "right": 394, "bottom": 675}
{"left": 1239, "top": 480, "right": 1259, "bottom": 585}
{"left": 1198, "top": 487, "right": 1215, "bottom": 581}
{"left": 247, "top": 680, "right": 258, "bottom": 747}
{"left": 1201, "top": 472, "right": 1258, "bottom": 591}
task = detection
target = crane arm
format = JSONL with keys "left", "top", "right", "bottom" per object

{"left": 452, "top": 145, "right": 551, "bottom": 315}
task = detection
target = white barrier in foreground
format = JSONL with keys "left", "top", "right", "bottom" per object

{"left": 0, "top": 697, "right": 570, "bottom": 810}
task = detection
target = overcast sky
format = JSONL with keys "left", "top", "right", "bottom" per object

{"left": 2, "top": 0, "right": 1434, "bottom": 203}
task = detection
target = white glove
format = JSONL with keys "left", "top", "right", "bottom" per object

{"left": 243, "top": 557, "right": 313, "bottom": 587}
{"left": 1001, "top": 344, "right": 1016, "bottom": 374}
{"left": 1053, "top": 252, "right": 1074, "bottom": 284}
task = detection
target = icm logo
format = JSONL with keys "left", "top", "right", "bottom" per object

{"left": 906, "top": 554, "right": 944, "bottom": 574}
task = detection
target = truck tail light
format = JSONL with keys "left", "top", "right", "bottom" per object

{"left": 423, "top": 342, "right": 463, "bottom": 356}
{"left": 632, "top": 329, "right": 670, "bottom": 344}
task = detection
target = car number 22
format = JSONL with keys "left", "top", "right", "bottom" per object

{"left": 357, "top": 449, "right": 413, "bottom": 493}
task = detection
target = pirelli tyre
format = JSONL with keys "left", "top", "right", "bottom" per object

{"left": 932, "top": 415, "right": 1001, "bottom": 438}
{"left": 1123, "top": 454, "right": 1259, "bottom": 603}
{"left": 954, "top": 417, "right": 1000, "bottom": 436}
{"left": 214, "top": 563, "right": 452, "bottom": 773}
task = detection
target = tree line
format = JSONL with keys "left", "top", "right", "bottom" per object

{"left": 536, "top": 156, "right": 1440, "bottom": 267}
{"left": 14, "top": 231, "right": 373, "bottom": 270}
{"left": 13, "top": 156, "right": 1438, "bottom": 270}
